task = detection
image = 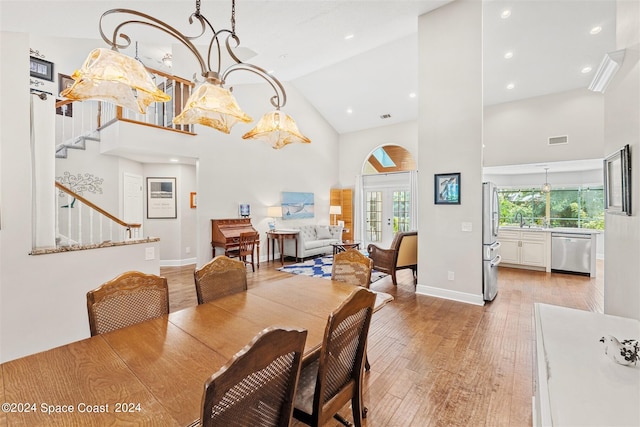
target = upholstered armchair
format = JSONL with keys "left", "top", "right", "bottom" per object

{"left": 367, "top": 231, "right": 417, "bottom": 286}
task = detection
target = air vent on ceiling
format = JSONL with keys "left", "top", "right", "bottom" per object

{"left": 380, "top": 113, "right": 392, "bottom": 119}
{"left": 548, "top": 135, "right": 568, "bottom": 145}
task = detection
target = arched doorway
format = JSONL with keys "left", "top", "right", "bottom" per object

{"left": 360, "top": 145, "right": 417, "bottom": 248}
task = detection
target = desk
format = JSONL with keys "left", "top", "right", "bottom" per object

{"left": 266, "top": 230, "right": 299, "bottom": 264}
{"left": 0, "top": 275, "right": 362, "bottom": 426}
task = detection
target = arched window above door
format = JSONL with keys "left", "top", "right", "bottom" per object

{"left": 363, "top": 145, "right": 416, "bottom": 175}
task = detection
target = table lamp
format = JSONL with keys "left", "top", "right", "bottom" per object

{"left": 329, "top": 205, "right": 342, "bottom": 226}
{"left": 267, "top": 206, "right": 282, "bottom": 230}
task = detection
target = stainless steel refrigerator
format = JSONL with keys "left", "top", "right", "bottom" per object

{"left": 482, "top": 182, "right": 501, "bottom": 301}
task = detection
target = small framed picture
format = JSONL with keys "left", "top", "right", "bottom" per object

{"left": 190, "top": 192, "right": 197, "bottom": 209}
{"left": 147, "top": 177, "right": 177, "bottom": 219}
{"left": 58, "top": 73, "right": 74, "bottom": 95}
{"left": 434, "top": 173, "right": 461, "bottom": 205}
{"left": 30, "top": 57, "right": 54, "bottom": 81}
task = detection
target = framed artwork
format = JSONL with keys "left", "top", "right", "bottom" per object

{"left": 604, "top": 144, "right": 631, "bottom": 215}
{"left": 147, "top": 177, "right": 177, "bottom": 219}
{"left": 282, "top": 192, "right": 314, "bottom": 220}
{"left": 58, "top": 73, "right": 74, "bottom": 94}
{"left": 239, "top": 203, "right": 251, "bottom": 217}
{"left": 190, "top": 192, "right": 197, "bottom": 208}
{"left": 30, "top": 57, "right": 54, "bottom": 81}
{"left": 434, "top": 173, "right": 461, "bottom": 205}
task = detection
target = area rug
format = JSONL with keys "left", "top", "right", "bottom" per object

{"left": 278, "top": 255, "right": 388, "bottom": 283}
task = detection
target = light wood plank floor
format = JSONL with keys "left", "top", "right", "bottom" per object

{"left": 161, "top": 259, "right": 603, "bottom": 427}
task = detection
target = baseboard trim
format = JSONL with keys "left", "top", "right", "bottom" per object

{"left": 415, "top": 284, "right": 485, "bottom": 306}
{"left": 160, "top": 257, "right": 197, "bottom": 267}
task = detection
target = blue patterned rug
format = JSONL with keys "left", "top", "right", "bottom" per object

{"left": 278, "top": 255, "right": 387, "bottom": 283}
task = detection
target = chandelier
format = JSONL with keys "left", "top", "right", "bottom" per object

{"left": 60, "top": 0, "right": 311, "bottom": 149}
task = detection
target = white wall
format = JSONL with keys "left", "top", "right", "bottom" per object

{"left": 603, "top": 0, "right": 640, "bottom": 321}
{"left": 484, "top": 88, "right": 605, "bottom": 167}
{"left": 0, "top": 32, "right": 161, "bottom": 362}
{"left": 416, "top": 1, "right": 484, "bottom": 305}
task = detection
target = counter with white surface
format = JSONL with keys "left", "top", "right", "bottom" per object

{"left": 534, "top": 303, "right": 640, "bottom": 426}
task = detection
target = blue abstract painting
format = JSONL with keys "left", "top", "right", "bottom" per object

{"left": 282, "top": 192, "right": 314, "bottom": 220}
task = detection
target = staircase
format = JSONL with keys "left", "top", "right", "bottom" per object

{"left": 55, "top": 129, "right": 100, "bottom": 159}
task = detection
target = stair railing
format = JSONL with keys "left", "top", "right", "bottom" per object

{"left": 55, "top": 182, "right": 141, "bottom": 248}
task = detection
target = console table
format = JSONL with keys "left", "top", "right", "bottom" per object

{"left": 534, "top": 303, "right": 640, "bottom": 426}
{"left": 266, "top": 230, "right": 299, "bottom": 265}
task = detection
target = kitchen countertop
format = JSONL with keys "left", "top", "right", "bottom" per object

{"left": 499, "top": 226, "right": 601, "bottom": 235}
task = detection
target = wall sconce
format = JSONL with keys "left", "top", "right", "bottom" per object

{"left": 267, "top": 206, "right": 282, "bottom": 230}
{"left": 329, "top": 205, "right": 342, "bottom": 226}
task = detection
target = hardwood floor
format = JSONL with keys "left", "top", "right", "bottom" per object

{"left": 161, "top": 259, "right": 604, "bottom": 427}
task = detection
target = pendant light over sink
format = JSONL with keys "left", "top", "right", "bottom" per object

{"left": 542, "top": 168, "right": 551, "bottom": 193}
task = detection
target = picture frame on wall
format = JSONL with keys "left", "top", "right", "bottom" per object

{"left": 58, "top": 73, "right": 74, "bottom": 94}
{"left": 434, "top": 173, "right": 461, "bottom": 205}
{"left": 603, "top": 144, "right": 631, "bottom": 216}
{"left": 147, "top": 177, "right": 177, "bottom": 219}
{"left": 190, "top": 192, "right": 197, "bottom": 209}
{"left": 30, "top": 57, "right": 54, "bottom": 81}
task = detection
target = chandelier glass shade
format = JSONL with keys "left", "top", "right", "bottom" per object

{"left": 61, "top": 0, "right": 310, "bottom": 148}
{"left": 61, "top": 48, "right": 171, "bottom": 113}
{"left": 173, "top": 82, "right": 252, "bottom": 134}
{"left": 242, "top": 110, "right": 311, "bottom": 149}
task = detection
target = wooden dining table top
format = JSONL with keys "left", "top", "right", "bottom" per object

{"left": 0, "top": 274, "right": 365, "bottom": 427}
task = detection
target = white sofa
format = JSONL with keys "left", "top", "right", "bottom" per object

{"left": 282, "top": 224, "right": 343, "bottom": 260}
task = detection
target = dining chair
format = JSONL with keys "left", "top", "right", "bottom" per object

{"left": 292, "top": 287, "right": 376, "bottom": 427}
{"left": 200, "top": 326, "right": 308, "bottom": 427}
{"left": 331, "top": 248, "right": 373, "bottom": 288}
{"left": 86, "top": 271, "right": 169, "bottom": 336}
{"left": 229, "top": 231, "right": 259, "bottom": 272}
{"left": 194, "top": 255, "right": 248, "bottom": 305}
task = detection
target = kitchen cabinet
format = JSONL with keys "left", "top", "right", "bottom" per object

{"left": 498, "top": 229, "right": 550, "bottom": 271}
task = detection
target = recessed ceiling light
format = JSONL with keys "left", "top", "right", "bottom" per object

{"left": 501, "top": 9, "right": 511, "bottom": 19}
{"left": 409, "top": 92, "right": 417, "bottom": 98}
{"left": 504, "top": 51, "right": 514, "bottom": 59}
{"left": 346, "top": 108, "right": 353, "bottom": 114}
{"left": 590, "top": 26, "right": 602, "bottom": 35}
{"left": 170, "top": 158, "right": 179, "bottom": 162}
{"left": 344, "top": 34, "right": 354, "bottom": 40}
{"left": 581, "top": 66, "right": 593, "bottom": 74}
{"left": 506, "top": 83, "right": 515, "bottom": 90}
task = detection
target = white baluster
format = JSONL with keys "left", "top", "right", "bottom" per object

{"left": 99, "top": 215, "right": 103, "bottom": 243}
{"left": 89, "top": 208, "right": 94, "bottom": 245}
{"left": 77, "top": 202, "right": 82, "bottom": 245}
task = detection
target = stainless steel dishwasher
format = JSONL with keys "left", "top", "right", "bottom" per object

{"left": 551, "top": 233, "right": 592, "bottom": 275}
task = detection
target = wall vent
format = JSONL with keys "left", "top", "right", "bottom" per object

{"left": 380, "top": 113, "right": 392, "bottom": 119}
{"left": 548, "top": 135, "right": 568, "bottom": 145}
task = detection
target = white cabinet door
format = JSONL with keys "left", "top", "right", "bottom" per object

{"left": 521, "top": 240, "right": 546, "bottom": 266}
{"left": 499, "top": 239, "right": 520, "bottom": 264}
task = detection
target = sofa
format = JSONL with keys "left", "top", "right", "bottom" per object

{"left": 282, "top": 224, "right": 343, "bottom": 260}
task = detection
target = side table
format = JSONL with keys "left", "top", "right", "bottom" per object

{"left": 266, "top": 230, "right": 299, "bottom": 265}
{"left": 331, "top": 240, "right": 361, "bottom": 255}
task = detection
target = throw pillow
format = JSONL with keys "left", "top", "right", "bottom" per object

{"left": 316, "top": 225, "right": 332, "bottom": 239}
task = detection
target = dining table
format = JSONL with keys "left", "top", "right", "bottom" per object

{"left": 0, "top": 274, "right": 389, "bottom": 426}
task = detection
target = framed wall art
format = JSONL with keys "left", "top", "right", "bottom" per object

{"left": 604, "top": 144, "right": 631, "bottom": 216}
{"left": 147, "top": 177, "right": 177, "bottom": 219}
{"left": 282, "top": 192, "right": 314, "bottom": 220}
{"left": 190, "top": 192, "right": 197, "bottom": 208}
{"left": 434, "top": 173, "right": 461, "bottom": 205}
{"left": 30, "top": 57, "right": 54, "bottom": 81}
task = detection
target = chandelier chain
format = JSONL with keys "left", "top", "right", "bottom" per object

{"left": 196, "top": 0, "right": 201, "bottom": 15}
{"left": 231, "top": 0, "right": 236, "bottom": 34}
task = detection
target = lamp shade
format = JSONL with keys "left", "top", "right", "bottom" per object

{"left": 242, "top": 110, "right": 311, "bottom": 149}
{"left": 60, "top": 48, "right": 171, "bottom": 113}
{"left": 173, "top": 82, "right": 253, "bottom": 133}
{"left": 267, "top": 206, "right": 282, "bottom": 218}
{"left": 329, "top": 205, "right": 342, "bottom": 215}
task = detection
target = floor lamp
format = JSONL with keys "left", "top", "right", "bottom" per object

{"left": 329, "top": 205, "right": 342, "bottom": 226}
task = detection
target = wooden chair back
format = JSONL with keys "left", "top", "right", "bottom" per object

{"left": 86, "top": 271, "right": 169, "bottom": 336}
{"left": 237, "top": 231, "right": 259, "bottom": 272}
{"left": 194, "top": 256, "right": 248, "bottom": 305}
{"left": 331, "top": 248, "right": 373, "bottom": 288}
{"left": 201, "top": 327, "right": 307, "bottom": 427}
{"left": 293, "top": 287, "right": 376, "bottom": 426}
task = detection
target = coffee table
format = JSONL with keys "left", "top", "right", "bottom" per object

{"left": 331, "top": 240, "right": 361, "bottom": 255}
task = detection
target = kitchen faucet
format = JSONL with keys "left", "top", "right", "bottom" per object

{"left": 515, "top": 212, "right": 524, "bottom": 228}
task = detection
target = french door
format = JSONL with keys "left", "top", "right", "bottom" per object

{"left": 364, "top": 187, "right": 411, "bottom": 248}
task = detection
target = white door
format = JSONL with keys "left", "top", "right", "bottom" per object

{"left": 364, "top": 187, "right": 411, "bottom": 249}
{"left": 123, "top": 173, "right": 143, "bottom": 239}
